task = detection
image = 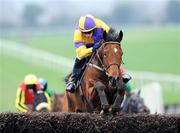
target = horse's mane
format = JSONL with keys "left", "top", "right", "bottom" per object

{"left": 105, "top": 28, "right": 119, "bottom": 42}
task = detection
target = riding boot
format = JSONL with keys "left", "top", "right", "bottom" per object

{"left": 123, "top": 83, "right": 132, "bottom": 97}
{"left": 122, "top": 73, "right": 132, "bottom": 96}
{"left": 66, "top": 58, "right": 86, "bottom": 93}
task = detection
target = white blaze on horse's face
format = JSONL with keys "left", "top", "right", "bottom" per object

{"left": 114, "top": 48, "right": 118, "bottom": 53}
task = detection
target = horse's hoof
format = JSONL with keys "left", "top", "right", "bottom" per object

{"left": 111, "top": 107, "right": 121, "bottom": 115}
{"left": 100, "top": 110, "right": 108, "bottom": 114}
{"left": 100, "top": 109, "right": 109, "bottom": 115}
{"left": 102, "top": 105, "right": 109, "bottom": 111}
{"left": 76, "top": 108, "right": 82, "bottom": 113}
{"left": 100, "top": 110, "right": 104, "bottom": 114}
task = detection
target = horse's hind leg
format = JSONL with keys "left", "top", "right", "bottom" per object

{"left": 94, "top": 81, "right": 109, "bottom": 113}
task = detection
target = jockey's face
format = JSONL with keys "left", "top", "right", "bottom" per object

{"left": 83, "top": 31, "right": 93, "bottom": 38}
{"left": 26, "top": 84, "right": 36, "bottom": 92}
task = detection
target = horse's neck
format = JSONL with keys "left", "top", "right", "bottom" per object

{"left": 90, "top": 54, "right": 102, "bottom": 68}
{"left": 85, "top": 55, "right": 108, "bottom": 86}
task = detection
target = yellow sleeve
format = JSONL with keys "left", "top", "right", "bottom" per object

{"left": 95, "top": 18, "right": 110, "bottom": 33}
{"left": 75, "top": 45, "right": 93, "bottom": 58}
{"left": 15, "top": 87, "right": 28, "bottom": 112}
{"left": 45, "top": 92, "right": 51, "bottom": 108}
{"left": 74, "top": 30, "right": 84, "bottom": 44}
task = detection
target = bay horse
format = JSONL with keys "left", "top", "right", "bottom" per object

{"left": 51, "top": 93, "right": 64, "bottom": 112}
{"left": 62, "top": 29, "right": 124, "bottom": 113}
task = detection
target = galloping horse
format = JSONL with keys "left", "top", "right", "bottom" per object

{"left": 51, "top": 93, "right": 64, "bottom": 112}
{"left": 122, "top": 90, "right": 150, "bottom": 113}
{"left": 62, "top": 29, "right": 124, "bottom": 113}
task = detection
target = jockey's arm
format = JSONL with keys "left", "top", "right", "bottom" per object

{"left": 45, "top": 88, "right": 53, "bottom": 97}
{"left": 44, "top": 92, "right": 52, "bottom": 109}
{"left": 75, "top": 45, "right": 93, "bottom": 59}
{"left": 74, "top": 30, "right": 93, "bottom": 58}
{"left": 15, "top": 87, "right": 28, "bottom": 112}
{"left": 45, "top": 88, "right": 53, "bottom": 103}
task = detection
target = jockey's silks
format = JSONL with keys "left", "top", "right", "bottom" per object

{"left": 15, "top": 82, "right": 41, "bottom": 112}
{"left": 74, "top": 18, "right": 110, "bottom": 59}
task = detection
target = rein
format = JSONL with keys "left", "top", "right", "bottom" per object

{"left": 90, "top": 41, "right": 121, "bottom": 76}
{"left": 77, "top": 52, "right": 96, "bottom": 112}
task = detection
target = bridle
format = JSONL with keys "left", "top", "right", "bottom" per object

{"left": 89, "top": 41, "right": 121, "bottom": 76}
{"left": 79, "top": 41, "right": 122, "bottom": 112}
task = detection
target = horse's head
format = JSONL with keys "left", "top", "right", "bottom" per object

{"left": 97, "top": 29, "right": 123, "bottom": 88}
{"left": 126, "top": 91, "right": 150, "bottom": 113}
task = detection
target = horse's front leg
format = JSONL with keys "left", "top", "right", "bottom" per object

{"left": 94, "top": 81, "right": 109, "bottom": 113}
{"left": 111, "top": 83, "right": 125, "bottom": 114}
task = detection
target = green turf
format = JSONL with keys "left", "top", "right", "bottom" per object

{"left": 0, "top": 54, "right": 66, "bottom": 112}
{"left": 7, "top": 27, "right": 180, "bottom": 74}
{"left": 1, "top": 27, "right": 180, "bottom": 112}
{"left": 122, "top": 27, "right": 180, "bottom": 74}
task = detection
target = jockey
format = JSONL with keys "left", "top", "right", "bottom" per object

{"left": 15, "top": 74, "right": 50, "bottom": 112}
{"left": 66, "top": 14, "right": 110, "bottom": 93}
{"left": 38, "top": 78, "right": 53, "bottom": 102}
{"left": 120, "top": 67, "right": 132, "bottom": 96}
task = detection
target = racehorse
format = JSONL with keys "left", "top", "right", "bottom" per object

{"left": 62, "top": 29, "right": 124, "bottom": 114}
{"left": 33, "top": 90, "right": 51, "bottom": 112}
{"left": 122, "top": 90, "right": 150, "bottom": 113}
{"left": 51, "top": 93, "right": 64, "bottom": 112}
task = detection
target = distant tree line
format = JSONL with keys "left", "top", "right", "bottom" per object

{"left": 107, "top": 0, "right": 180, "bottom": 25}
{"left": 0, "top": 0, "right": 180, "bottom": 28}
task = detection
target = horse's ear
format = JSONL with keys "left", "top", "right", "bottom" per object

{"left": 137, "top": 89, "right": 141, "bottom": 96}
{"left": 103, "top": 31, "right": 107, "bottom": 41}
{"left": 117, "top": 30, "right": 123, "bottom": 42}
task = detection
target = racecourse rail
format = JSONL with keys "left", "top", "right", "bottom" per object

{"left": 1, "top": 40, "right": 180, "bottom": 82}
{"left": 1, "top": 40, "right": 180, "bottom": 113}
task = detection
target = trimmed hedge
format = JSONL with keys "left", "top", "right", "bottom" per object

{"left": 0, "top": 112, "right": 180, "bottom": 133}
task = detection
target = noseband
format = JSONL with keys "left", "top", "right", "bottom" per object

{"left": 90, "top": 41, "right": 121, "bottom": 76}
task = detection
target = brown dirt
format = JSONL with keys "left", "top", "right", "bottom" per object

{"left": 0, "top": 112, "right": 180, "bottom": 133}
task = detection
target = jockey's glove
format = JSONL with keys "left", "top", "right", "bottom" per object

{"left": 92, "top": 42, "right": 101, "bottom": 52}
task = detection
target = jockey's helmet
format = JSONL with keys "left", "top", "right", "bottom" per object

{"left": 38, "top": 78, "right": 47, "bottom": 91}
{"left": 78, "top": 14, "right": 96, "bottom": 32}
{"left": 24, "top": 74, "right": 38, "bottom": 85}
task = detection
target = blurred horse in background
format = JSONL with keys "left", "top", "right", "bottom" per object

{"left": 51, "top": 93, "right": 64, "bottom": 112}
{"left": 122, "top": 90, "right": 150, "bottom": 113}
{"left": 63, "top": 29, "right": 124, "bottom": 114}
